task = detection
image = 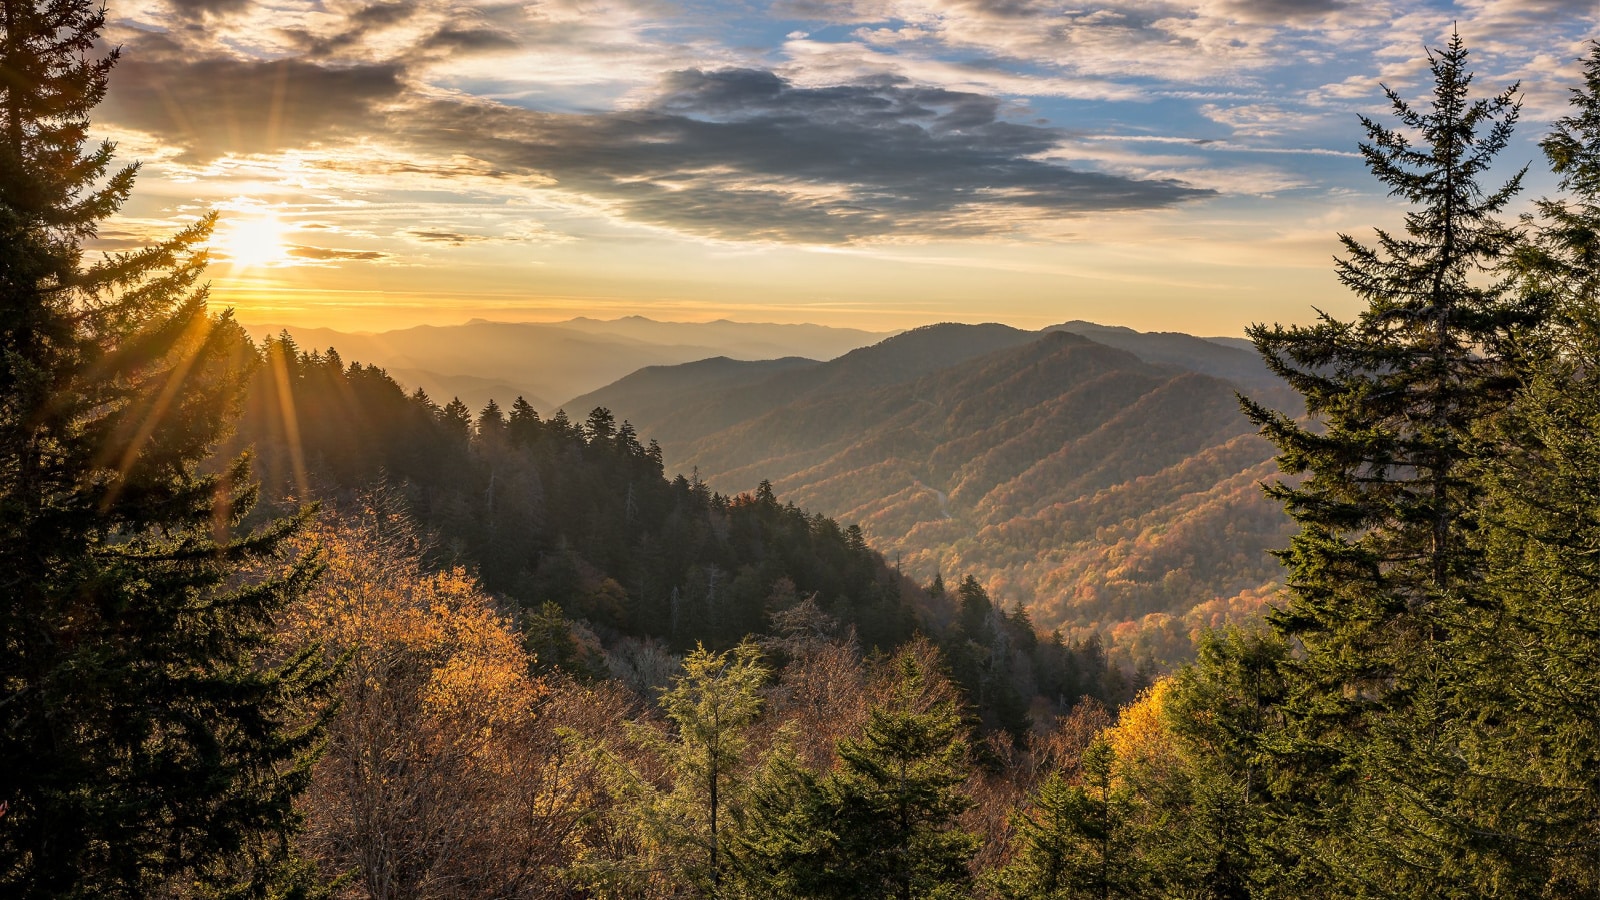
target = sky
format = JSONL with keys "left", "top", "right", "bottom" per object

{"left": 90, "top": 0, "right": 1600, "bottom": 335}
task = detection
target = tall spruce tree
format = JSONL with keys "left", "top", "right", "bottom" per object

{"left": 0, "top": 1, "right": 332, "bottom": 895}
{"left": 1241, "top": 34, "right": 1542, "bottom": 895}
{"left": 1467, "top": 332, "right": 1600, "bottom": 898}
{"left": 570, "top": 642, "right": 770, "bottom": 898}
{"left": 645, "top": 642, "right": 768, "bottom": 898}
{"left": 1523, "top": 41, "right": 1600, "bottom": 315}
{"left": 1457, "top": 40, "right": 1600, "bottom": 896}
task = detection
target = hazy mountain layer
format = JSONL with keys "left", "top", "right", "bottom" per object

{"left": 242, "top": 317, "right": 892, "bottom": 415}
{"left": 576, "top": 324, "right": 1295, "bottom": 662}
{"left": 1045, "top": 322, "right": 1278, "bottom": 390}
{"left": 566, "top": 323, "right": 1041, "bottom": 447}
{"left": 543, "top": 316, "right": 889, "bottom": 360}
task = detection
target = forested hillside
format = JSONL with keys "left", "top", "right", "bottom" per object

{"left": 576, "top": 325, "right": 1298, "bottom": 661}
{"left": 230, "top": 336, "right": 1143, "bottom": 736}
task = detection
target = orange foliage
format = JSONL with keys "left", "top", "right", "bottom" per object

{"left": 280, "top": 505, "right": 597, "bottom": 899}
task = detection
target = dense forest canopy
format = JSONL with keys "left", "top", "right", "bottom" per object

{"left": 233, "top": 336, "right": 1142, "bottom": 738}
{"left": 6, "top": 1, "right": 1600, "bottom": 896}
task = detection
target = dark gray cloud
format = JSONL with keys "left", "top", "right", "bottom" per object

{"left": 351, "top": 2, "right": 421, "bottom": 29}
{"left": 103, "top": 49, "right": 403, "bottom": 158}
{"left": 272, "top": 3, "right": 421, "bottom": 60}
{"left": 287, "top": 245, "right": 390, "bottom": 260}
{"left": 404, "top": 68, "right": 1211, "bottom": 242}
{"left": 422, "top": 26, "right": 520, "bottom": 53}
{"left": 167, "top": 0, "right": 250, "bottom": 20}
{"left": 946, "top": 0, "right": 1066, "bottom": 20}
{"left": 408, "top": 230, "right": 492, "bottom": 244}
{"left": 1218, "top": 0, "right": 1345, "bottom": 22}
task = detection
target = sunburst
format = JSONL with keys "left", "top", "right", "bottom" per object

{"left": 216, "top": 212, "right": 289, "bottom": 269}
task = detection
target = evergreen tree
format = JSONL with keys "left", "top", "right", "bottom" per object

{"left": 586, "top": 406, "right": 617, "bottom": 445}
{"left": 1241, "top": 35, "right": 1541, "bottom": 894}
{"left": 508, "top": 395, "right": 541, "bottom": 444}
{"left": 737, "top": 651, "right": 978, "bottom": 900}
{"left": 1457, "top": 42, "right": 1600, "bottom": 896}
{"left": 546, "top": 407, "right": 573, "bottom": 443}
{"left": 1521, "top": 41, "right": 1600, "bottom": 314}
{"left": 1157, "top": 629, "right": 1292, "bottom": 899}
{"left": 956, "top": 574, "right": 992, "bottom": 641}
{"left": 990, "top": 741, "right": 1144, "bottom": 900}
{"left": 439, "top": 396, "right": 471, "bottom": 443}
{"left": 0, "top": 0, "right": 332, "bottom": 894}
{"left": 657, "top": 641, "right": 768, "bottom": 897}
{"left": 1462, "top": 345, "right": 1600, "bottom": 897}
{"left": 579, "top": 642, "right": 769, "bottom": 898}
{"left": 476, "top": 397, "right": 506, "bottom": 441}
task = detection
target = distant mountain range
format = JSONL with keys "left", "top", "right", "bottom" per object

{"left": 239, "top": 317, "right": 894, "bottom": 415}
{"left": 570, "top": 322, "right": 1298, "bottom": 663}
{"left": 249, "top": 313, "right": 1294, "bottom": 661}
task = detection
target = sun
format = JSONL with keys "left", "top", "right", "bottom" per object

{"left": 217, "top": 212, "right": 288, "bottom": 269}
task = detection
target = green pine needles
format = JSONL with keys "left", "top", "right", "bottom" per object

{"left": 1238, "top": 33, "right": 1600, "bottom": 899}
{"left": 0, "top": 0, "right": 334, "bottom": 895}
{"left": 735, "top": 650, "right": 979, "bottom": 900}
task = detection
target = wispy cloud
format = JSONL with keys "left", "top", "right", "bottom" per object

{"left": 287, "top": 245, "right": 393, "bottom": 261}
{"left": 82, "top": 0, "right": 1600, "bottom": 330}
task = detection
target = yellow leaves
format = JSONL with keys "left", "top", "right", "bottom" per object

{"left": 426, "top": 645, "right": 539, "bottom": 730}
{"left": 278, "top": 510, "right": 545, "bottom": 755}
{"left": 1101, "top": 678, "right": 1182, "bottom": 786}
{"left": 280, "top": 506, "right": 620, "bottom": 893}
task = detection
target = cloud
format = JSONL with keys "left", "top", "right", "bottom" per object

{"left": 274, "top": 2, "right": 425, "bottom": 60}
{"left": 1209, "top": 0, "right": 1347, "bottom": 23}
{"left": 1200, "top": 102, "right": 1311, "bottom": 136}
{"left": 350, "top": 2, "right": 421, "bottom": 29}
{"left": 116, "top": 0, "right": 1579, "bottom": 255}
{"left": 167, "top": 0, "right": 250, "bottom": 21}
{"left": 421, "top": 26, "right": 520, "bottom": 54}
{"left": 103, "top": 45, "right": 403, "bottom": 159}
{"left": 1459, "top": 0, "right": 1600, "bottom": 15}
{"left": 287, "top": 245, "right": 392, "bottom": 261}
{"left": 771, "top": 0, "right": 1348, "bottom": 82}
{"left": 406, "top": 229, "right": 493, "bottom": 243}
{"left": 108, "top": 28, "right": 1215, "bottom": 244}
{"left": 399, "top": 68, "right": 1213, "bottom": 242}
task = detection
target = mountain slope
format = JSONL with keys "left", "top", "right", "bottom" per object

{"left": 567, "top": 322, "right": 1045, "bottom": 447}
{"left": 549, "top": 316, "right": 888, "bottom": 361}
{"left": 563, "top": 356, "right": 822, "bottom": 433}
{"left": 1046, "top": 321, "right": 1277, "bottom": 390}
{"left": 579, "top": 326, "right": 1292, "bottom": 662}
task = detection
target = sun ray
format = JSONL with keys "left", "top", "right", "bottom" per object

{"left": 268, "top": 341, "right": 311, "bottom": 501}
{"left": 99, "top": 312, "right": 214, "bottom": 511}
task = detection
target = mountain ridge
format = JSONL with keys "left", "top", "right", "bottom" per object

{"left": 240, "top": 316, "right": 892, "bottom": 416}
{"left": 570, "top": 323, "right": 1292, "bottom": 662}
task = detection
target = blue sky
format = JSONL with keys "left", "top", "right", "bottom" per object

{"left": 89, "top": 0, "right": 1600, "bottom": 333}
